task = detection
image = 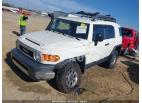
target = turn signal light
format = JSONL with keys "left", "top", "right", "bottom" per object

{"left": 41, "top": 54, "right": 60, "bottom": 62}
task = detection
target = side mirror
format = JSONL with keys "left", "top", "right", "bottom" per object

{"left": 94, "top": 33, "right": 104, "bottom": 46}
{"left": 96, "top": 33, "right": 104, "bottom": 42}
{"left": 48, "top": 13, "right": 54, "bottom": 20}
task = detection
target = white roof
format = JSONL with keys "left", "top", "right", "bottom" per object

{"left": 59, "top": 16, "right": 92, "bottom": 23}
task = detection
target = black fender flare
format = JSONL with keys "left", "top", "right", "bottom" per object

{"left": 54, "top": 55, "right": 86, "bottom": 74}
{"left": 111, "top": 44, "right": 122, "bottom": 56}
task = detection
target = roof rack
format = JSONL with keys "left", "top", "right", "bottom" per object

{"left": 76, "top": 11, "right": 116, "bottom": 22}
{"left": 48, "top": 11, "right": 68, "bottom": 19}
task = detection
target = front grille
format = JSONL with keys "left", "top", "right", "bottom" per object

{"left": 19, "top": 45, "right": 34, "bottom": 58}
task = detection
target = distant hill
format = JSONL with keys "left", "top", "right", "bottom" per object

{"left": 2, "top": 2, "right": 16, "bottom": 8}
{"left": 2, "top": 2, "right": 42, "bottom": 13}
{"left": 2, "top": 2, "right": 61, "bottom": 15}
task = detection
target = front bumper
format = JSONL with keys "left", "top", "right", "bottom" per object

{"left": 11, "top": 48, "right": 55, "bottom": 80}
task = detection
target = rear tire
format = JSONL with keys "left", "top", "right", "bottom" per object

{"left": 56, "top": 62, "right": 82, "bottom": 93}
{"left": 104, "top": 51, "right": 118, "bottom": 69}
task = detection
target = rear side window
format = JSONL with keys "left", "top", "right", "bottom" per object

{"left": 93, "top": 25, "right": 115, "bottom": 41}
{"left": 105, "top": 25, "right": 115, "bottom": 39}
{"left": 119, "top": 27, "right": 122, "bottom": 36}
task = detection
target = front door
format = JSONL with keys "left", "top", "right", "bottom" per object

{"left": 87, "top": 24, "right": 115, "bottom": 64}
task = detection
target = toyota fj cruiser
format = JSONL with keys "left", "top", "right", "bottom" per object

{"left": 11, "top": 11, "right": 122, "bottom": 93}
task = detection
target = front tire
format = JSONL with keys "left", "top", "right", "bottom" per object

{"left": 56, "top": 62, "right": 82, "bottom": 93}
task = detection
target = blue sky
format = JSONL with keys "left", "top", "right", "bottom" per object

{"left": 3, "top": 0, "right": 139, "bottom": 30}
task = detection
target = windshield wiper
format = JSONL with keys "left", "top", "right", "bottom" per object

{"left": 51, "top": 29, "right": 63, "bottom": 34}
{"left": 51, "top": 30, "right": 80, "bottom": 40}
{"left": 50, "top": 29, "right": 55, "bottom": 32}
{"left": 65, "top": 35, "right": 80, "bottom": 41}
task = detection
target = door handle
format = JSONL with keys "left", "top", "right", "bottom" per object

{"left": 105, "top": 43, "right": 109, "bottom": 46}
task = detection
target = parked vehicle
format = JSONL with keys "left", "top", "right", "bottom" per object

{"left": 120, "top": 27, "right": 139, "bottom": 56}
{"left": 11, "top": 11, "right": 122, "bottom": 93}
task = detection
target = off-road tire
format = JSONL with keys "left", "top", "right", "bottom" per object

{"left": 103, "top": 51, "right": 118, "bottom": 69}
{"left": 56, "top": 61, "right": 82, "bottom": 93}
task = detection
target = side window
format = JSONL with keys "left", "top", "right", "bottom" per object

{"left": 104, "top": 25, "right": 115, "bottom": 39}
{"left": 93, "top": 25, "right": 105, "bottom": 41}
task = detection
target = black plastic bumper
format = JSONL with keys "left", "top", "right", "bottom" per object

{"left": 11, "top": 48, "right": 55, "bottom": 80}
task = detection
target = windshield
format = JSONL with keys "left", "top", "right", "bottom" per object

{"left": 49, "top": 18, "right": 89, "bottom": 39}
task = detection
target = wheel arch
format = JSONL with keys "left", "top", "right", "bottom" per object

{"left": 114, "top": 44, "right": 122, "bottom": 54}
{"left": 54, "top": 55, "right": 86, "bottom": 74}
{"left": 75, "top": 55, "right": 86, "bottom": 74}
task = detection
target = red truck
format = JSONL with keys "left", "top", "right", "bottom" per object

{"left": 120, "top": 27, "right": 139, "bottom": 56}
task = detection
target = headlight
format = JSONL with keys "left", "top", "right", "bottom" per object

{"left": 41, "top": 54, "right": 60, "bottom": 62}
{"left": 34, "top": 51, "right": 41, "bottom": 62}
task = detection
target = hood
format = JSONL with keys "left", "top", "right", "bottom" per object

{"left": 22, "top": 31, "right": 88, "bottom": 50}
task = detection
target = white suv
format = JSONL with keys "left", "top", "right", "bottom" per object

{"left": 11, "top": 12, "right": 122, "bottom": 93}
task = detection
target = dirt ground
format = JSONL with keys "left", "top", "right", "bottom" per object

{"left": 2, "top": 11, "right": 139, "bottom": 102}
